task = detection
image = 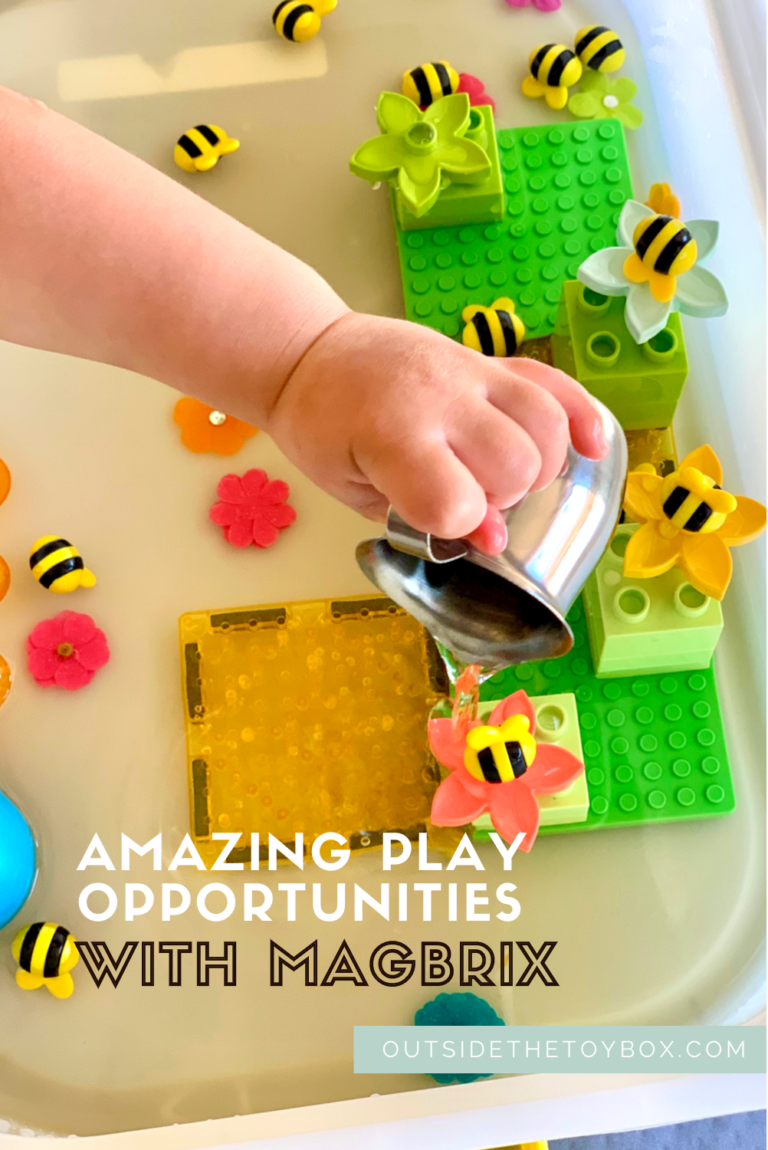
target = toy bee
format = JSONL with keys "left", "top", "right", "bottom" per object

{"left": 13, "top": 922, "right": 79, "bottom": 999}
{"left": 29, "top": 536, "right": 96, "bottom": 593}
{"left": 462, "top": 298, "right": 525, "bottom": 357}
{"left": 173, "top": 125, "right": 240, "bottom": 173}
{"left": 402, "top": 61, "right": 459, "bottom": 108}
{"left": 522, "top": 44, "right": 582, "bottom": 111}
{"left": 465, "top": 716, "right": 537, "bottom": 784}
{"left": 273, "top": 0, "right": 336, "bottom": 43}
{"left": 659, "top": 466, "right": 737, "bottom": 535}
{"left": 575, "top": 25, "right": 625, "bottom": 73}
{"left": 624, "top": 214, "right": 698, "bottom": 303}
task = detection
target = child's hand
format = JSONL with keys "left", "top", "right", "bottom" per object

{"left": 0, "top": 92, "right": 606, "bottom": 557}
{"left": 266, "top": 312, "right": 608, "bottom": 554}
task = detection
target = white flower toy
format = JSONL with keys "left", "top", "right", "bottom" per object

{"left": 577, "top": 199, "right": 727, "bottom": 344}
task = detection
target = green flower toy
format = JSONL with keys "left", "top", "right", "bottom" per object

{"left": 569, "top": 70, "right": 643, "bottom": 130}
{"left": 349, "top": 91, "right": 491, "bottom": 219}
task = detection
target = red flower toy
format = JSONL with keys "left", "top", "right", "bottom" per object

{"left": 505, "top": 0, "right": 562, "bottom": 10}
{"left": 428, "top": 689, "right": 584, "bottom": 851}
{"left": 457, "top": 73, "right": 496, "bottom": 113}
{"left": 209, "top": 468, "right": 296, "bottom": 549}
{"left": 27, "top": 611, "right": 110, "bottom": 691}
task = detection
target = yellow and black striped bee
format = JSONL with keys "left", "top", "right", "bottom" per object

{"left": 575, "top": 26, "right": 625, "bottom": 73}
{"left": 12, "top": 922, "right": 79, "bottom": 999}
{"left": 659, "top": 466, "right": 737, "bottom": 535}
{"left": 522, "top": 44, "right": 582, "bottom": 110}
{"left": 29, "top": 536, "right": 96, "bottom": 594}
{"left": 462, "top": 298, "right": 525, "bottom": 357}
{"left": 173, "top": 125, "right": 240, "bottom": 173}
{"left": 273, "top": 0, "right": 336, "bottom": 43}
{"left": 464, "top": 716, "right": 537, "bottom": 784}
{"left": 625, "top": 214, "right": 698, "bottom": 303}
{"left": 402, "top": 61, "right": 460, "bottom": 109}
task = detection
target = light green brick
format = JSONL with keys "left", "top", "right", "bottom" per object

{"left": 472, "top": 692, "right": 589, "bottom": 836}
{"left": 552, "top": 280, "right": 688, "bottom": 430}
{"left": 583, "top": 524, "right": 724, "bottom": 678}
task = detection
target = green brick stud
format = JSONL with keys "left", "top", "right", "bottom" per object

{"left": 552, "top": 280, "right": 689, "bottom": 430}
{"left": 582, "top": 524, "right": 724, "bottom": 678}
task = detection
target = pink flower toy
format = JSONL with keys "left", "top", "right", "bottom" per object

{"left": 505, "top": 0, "right": 562, "bottom": 10}
{"left": 457, "top": 73, "right": 496, "bottom": 113}
{"left": 428, "top": 689, "right": 584, "bottom": 851}
{"left": 27, "top": 611, "right": 110, "bottom": 691}
{"left": 209, "top": 468, "right": 296, "bottom": 549}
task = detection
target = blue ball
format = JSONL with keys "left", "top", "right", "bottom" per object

{"left": 414, "top": 992, "right": 505, "bottom": 1084}
{"left": 0, "top": 790, "right": 36, "bottom": 929}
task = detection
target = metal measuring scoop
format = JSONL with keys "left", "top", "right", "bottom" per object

{"left": 356, "top": 399, "right": 627, "bottom": 672}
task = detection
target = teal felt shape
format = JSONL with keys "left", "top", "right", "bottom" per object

{"left": 414, "top": 991, "right": 505, "bottom": 1084}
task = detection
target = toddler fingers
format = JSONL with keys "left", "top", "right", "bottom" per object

{"left": 447, "top": 402, "right": 543, "bottom": 505}
{"left": 466, "top": 506, "right": 508, "bottom": 556}
{"left": 341, "top": 480, "right": 389, "bottom": 523}
{"left": 502, "top": 357, "right": 608, "bottom": 460}
{"left": 362, "top": 438, "right": 487, "bottom": 541}
{"left": 483, "top": 374, "right": 567, "bottom": 492}
{"left": 344, "top": 480, "right": 509, "bottom": 556}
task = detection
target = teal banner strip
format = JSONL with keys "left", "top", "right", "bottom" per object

{"left": 355, "top": 1026, "right": 766, "bottom": 1074}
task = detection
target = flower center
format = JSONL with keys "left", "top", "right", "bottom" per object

{"left": 209, "top": 411, "right": 227, "bottom": 426}
{"left": 57, "top": 642, "right": 74, "bottom": 658}
{"left": 404, "top": 122, "right": 437, "bottom": 153}
{"left": 603, "top": 94, "right": 620, "bottom": 109}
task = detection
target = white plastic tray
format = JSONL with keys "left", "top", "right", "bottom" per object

{"left": 0, "top": 0, "right": 764, "bottom": 1143}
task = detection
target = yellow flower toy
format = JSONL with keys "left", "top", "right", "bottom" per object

{"left": 646, "top": 182, "right": 681, "bottom": 218}
{"left": 622, "top": 445, "right": 766, "bottom": 601}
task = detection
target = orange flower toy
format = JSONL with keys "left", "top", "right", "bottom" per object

{"left": 646, "top": 182, "right": 681, "bottom": 219}
{"left": 428, "top": 689, "right": 584, "bottom": 851}
{"left": 173, "top": 398, "right": 258, "bottom": 456}
{"left": 0, "top": 457, "right": 10, "bottom": 507}
{"left": 0, "top": 656, "right": 12, "bottom": 709}
{"left": 623, "top": 445, "right": 766, "bottom": 601}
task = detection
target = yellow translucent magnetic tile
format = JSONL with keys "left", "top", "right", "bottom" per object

{"left": 179, "top": 594, "right": 449, "bottom": 865}
{"left": 623, "top": 427, "right": 679, "bottom": 523}
{"left": 625, "top": 426, "right": 678, "bottom": 477}
{"left": 473, "top": 692, "right": 589, "bottom": 832}
{"left": 519, "top": 336, "right": 553, "bottom": 366}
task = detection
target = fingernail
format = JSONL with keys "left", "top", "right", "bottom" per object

{"left": 594, "top": 420, "right": 609, "bottom": 456}
{"left": 466, "top": 507, "right": 508, "bottom": 556}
